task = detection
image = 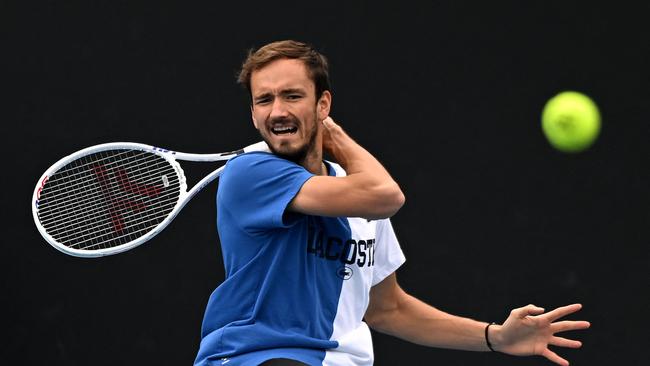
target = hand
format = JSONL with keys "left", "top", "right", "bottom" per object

{"left": 321, "top": 116, "right": 342, "bottom": 158}
{"left": 321, "top": 116, "right": 351, "bottom": 163}
{"left": 491, "top": 304, "right": 590, "bottom": 366}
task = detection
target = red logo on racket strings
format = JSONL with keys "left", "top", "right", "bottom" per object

{"left": 91, "top": 164, "right": 162, "bottom": 233}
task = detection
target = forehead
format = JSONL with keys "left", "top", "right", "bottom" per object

{"left": 250, "top": 58, "right": 314, "bottom": 94}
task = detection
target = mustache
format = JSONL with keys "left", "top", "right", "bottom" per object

{"left": 267, "top": 116, "right": 299, "bottom": 125}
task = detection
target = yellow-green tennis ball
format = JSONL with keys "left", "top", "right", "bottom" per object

{"left": 541, "top": 91, "right": 601, "bottom": 153}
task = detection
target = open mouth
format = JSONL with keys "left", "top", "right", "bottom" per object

{"left": 271, "top": 126, "right": 298, "bottom": 135}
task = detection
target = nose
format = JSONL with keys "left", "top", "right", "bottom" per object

{"left": 269, "top": 98, "right": 289, "bottom": 120}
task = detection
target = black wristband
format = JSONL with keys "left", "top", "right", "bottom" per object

{"left": 485, "top": 322, "right": 496, "bottom": 352}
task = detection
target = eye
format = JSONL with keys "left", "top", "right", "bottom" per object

{"left": 254, "top": 97, "right": 271, "bottom": 105}
{"left": 287, "top": 94, "right": 302, "bottom": 100}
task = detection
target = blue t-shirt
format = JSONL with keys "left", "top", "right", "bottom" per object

{"left": 195, "top": 152, "right": 405, "bottom": 366}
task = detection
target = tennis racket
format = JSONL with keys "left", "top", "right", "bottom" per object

{"left": 32, "top": 141, "right": 269, "bottom": 257}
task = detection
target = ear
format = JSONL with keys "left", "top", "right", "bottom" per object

{"left": 317, "top": 90, "right": 332, "bottom": 121}
{"left": 250, "top": 105, "right": 259, "bottom": 129}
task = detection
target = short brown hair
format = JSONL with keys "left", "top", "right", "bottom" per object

{"left": 237, "top": 40, "right": 331, "bottom": 100}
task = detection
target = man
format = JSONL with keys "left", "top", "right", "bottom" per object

{"left": 194, "top": 40, "right": 589, "bottom": 366}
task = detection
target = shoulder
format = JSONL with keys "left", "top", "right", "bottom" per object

{"left": 224, "top": 151, "right": 306, "bottom": 175}
{"left": 226, "top": 151, "right": 284, "bottom": 169}
{"left": 221, "top": 152, "right": 313, "bottom": 191}
{"left": 218, "top": 152, "right": 316, "bottom": 229}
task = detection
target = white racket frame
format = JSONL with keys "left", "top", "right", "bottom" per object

{"left": 32, "top": 141, "right": 269, "bottom": 257}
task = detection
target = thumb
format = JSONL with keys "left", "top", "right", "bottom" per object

{"left": 512, "top": 304, "right": 545, "bottom": 319}
{"left": 520, "top": 304, "right": 545, "bottom": 318}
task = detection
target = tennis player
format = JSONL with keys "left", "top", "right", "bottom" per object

{"left": 194, "top": 40, "right": 589, "bottom": 366}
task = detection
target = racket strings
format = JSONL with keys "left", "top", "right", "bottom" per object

{"left": 37, "top": 149, "right": 182, "bottom": 250}
{"left": 41, "top": 179, "right": 174, "bottom": 248}
{"left": 57, "top": 203, "right": 176, "bottom": 249}
{"left": 40, "top": 151, "right": 172, "bottom": 200}
{"left": 39, "top": 189, "right": 181, "bottom": 239}
{"left": 75, "top": 201, "right": 179, "bottom": 250}
{"left": 38, "top": 151, "right": 175, "bottom": 224}
{"left": 38, "top": 161, "right": 180, "bottom": 222}
{"left": 48, "top": 149, "right": 144, "bottom": 177}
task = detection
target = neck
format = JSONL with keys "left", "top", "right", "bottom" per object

{"left": 301, "top": 150, "right": 327, "bottom": 176}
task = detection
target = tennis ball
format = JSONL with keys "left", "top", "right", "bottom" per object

{"left": 541, "top": 91, "right": 601, "bottom": 153}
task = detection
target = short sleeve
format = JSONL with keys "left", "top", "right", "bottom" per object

{"left": 371, "top": 218, "right": 406, "bottom": 286}
{"left": 218, "top": 152, "right": 314, "bottom": 231}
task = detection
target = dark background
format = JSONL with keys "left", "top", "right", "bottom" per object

{"left": 4, "top": 1, "right": 649, "bottom": 365}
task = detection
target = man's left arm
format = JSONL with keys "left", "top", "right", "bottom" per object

{"left": 364, "top": 273, "right": 590, "bottom": 366}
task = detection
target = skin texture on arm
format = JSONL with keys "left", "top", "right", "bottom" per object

{"left": 289, "top": 117, "right": 405, "bottom": 220}
{"left": 364, "top": 273, "right": 492, "bottom": 351}
{"left": 365, "top": 273, "right": 590, "bottom": 366}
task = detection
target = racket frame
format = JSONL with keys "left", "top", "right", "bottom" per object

{"left": 32, "top": 141, "right": 268, "bottom": 257}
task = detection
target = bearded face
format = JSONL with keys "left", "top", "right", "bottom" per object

{"left": 249, "top": 58, "right": 328, "bottom": 165}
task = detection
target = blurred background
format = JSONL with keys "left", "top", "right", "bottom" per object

{"left": 4, "top": 1, "right": 649, "bottom": 365}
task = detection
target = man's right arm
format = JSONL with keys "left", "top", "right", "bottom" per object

{"left": 288, "top": 117, "right": 405, "bottom": 220}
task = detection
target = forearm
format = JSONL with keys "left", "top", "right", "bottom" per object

{"left": 367, "top": 292, "right": 492, "bottom": 352}
{"left": 366, "top": 276, "right": 589, "bottom": 364}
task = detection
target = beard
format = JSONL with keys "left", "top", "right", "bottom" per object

{"left": 261, "top": 113, "right": 319, "bottom": 164}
